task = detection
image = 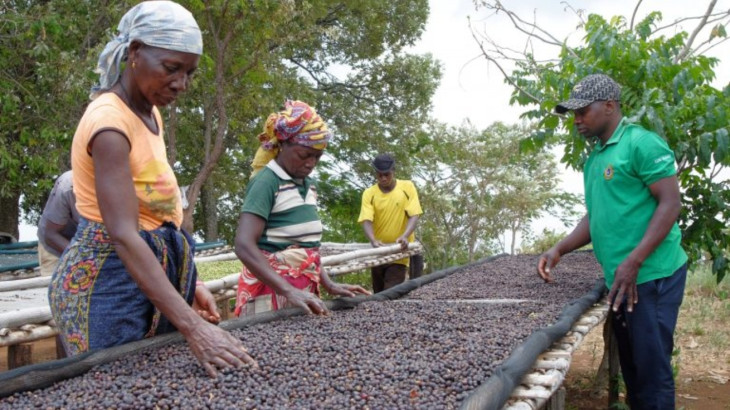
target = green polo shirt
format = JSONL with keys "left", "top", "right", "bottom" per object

{"left": 583, "top": 118, "right": 687, "bottom": 288}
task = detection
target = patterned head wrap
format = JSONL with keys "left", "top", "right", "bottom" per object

{"left": 250, "top": 100, "right": 332, "bottom": 177}
{"left": 90, "top": 0, "right": 203, "bottom": 99}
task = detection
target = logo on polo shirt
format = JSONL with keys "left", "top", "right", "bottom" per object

{"left": 604, "top": 164, "right": 614, "bottom": 180}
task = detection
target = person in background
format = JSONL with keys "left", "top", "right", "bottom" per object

{"left": 37, "top": 171, "right": 80, "bottom": 276}
{"left": 48, "top": 0, "right": 255, "bottom": 377}
{"left": 234, "top": 100, "right": 370, "bottom": 316}
{"left": 537, "top": 74, "right": 687, "bottom": 409}
{"left": 358, "top": 153, "right": 423, "bottom": 292}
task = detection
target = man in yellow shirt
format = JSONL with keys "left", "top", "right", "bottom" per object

{"left": 358, "top": 154, "right": 423, "bottom": 292}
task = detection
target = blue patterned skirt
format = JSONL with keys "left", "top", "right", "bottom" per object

{"left": 48, "top": 218, "right": 197, "bottom": 355}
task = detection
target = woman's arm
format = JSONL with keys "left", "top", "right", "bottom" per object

{"left": 91, "top": 130, "right": 255, "bottom": 376}
{"left": 234, "top": 212, "right": 328, "bottom": 315}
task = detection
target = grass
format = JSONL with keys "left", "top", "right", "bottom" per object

{"left": 675, "top": 263, "right": 730, "bottom": 374}
{"left": 196, "top": 260, "right": 242, "bottom": 281}
{"left": 677, "top": 266, "right": 730, "bottom": 352}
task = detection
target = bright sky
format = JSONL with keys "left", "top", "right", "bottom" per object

{"left": 413, "top": 0, "right": 730, "bottom": 129}
{"left": 17, "top": 0, "right": 730, "bottom": 242}
{"left": 409, "top": 0, "right": 730, "bottom": 245}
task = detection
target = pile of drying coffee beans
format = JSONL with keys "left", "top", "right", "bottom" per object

{"left": 1, "top": 252, "right": 602, "bottom": 409}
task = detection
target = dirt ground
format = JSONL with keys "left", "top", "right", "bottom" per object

{"left": 564, "top": 326, "right": 730, "bottom": 410}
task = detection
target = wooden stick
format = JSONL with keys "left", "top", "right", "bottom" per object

{"left": 326, "top": 251, "right": 421, "bottom": 275}
{"left": 320, "top": 242, "right": 373, "bottom": 251}
{"left": 321, "top": 243, "right": 422, "bottom": 266}
{"left": 0, "top": 276, "right": 51, "bottom": 292}
{"left": 0, "top": 307, "right": 52, "bottom": 330}
{"left": 193, "top": 253, "right": 239, "bottom": 263}
{"left": 0, "top": 325, "right": 58, "bottom": 347}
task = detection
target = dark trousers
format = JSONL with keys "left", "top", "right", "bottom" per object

{"left": 371, "top": 263, "right": 407, "bottom": 293}
{"left": 611, "top": 264, "right": 687, "bottom": 410}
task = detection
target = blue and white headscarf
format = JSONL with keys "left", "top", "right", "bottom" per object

{"left": 91, "top": 0, "right": 203, "bottom": 99}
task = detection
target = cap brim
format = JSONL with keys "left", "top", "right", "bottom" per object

{"left": 372, "top": 164, "right": 395, "bottom": 172}
{"left": 555, "top": 98, "right": 593, "bottom": 114}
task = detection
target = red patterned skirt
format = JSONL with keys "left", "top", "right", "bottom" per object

{"left": 234, "top": 246, "right": 321, "bottom": 316}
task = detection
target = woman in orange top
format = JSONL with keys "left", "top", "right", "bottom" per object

{"left": 48, "top": 1, "right": 255, "bottom": 377}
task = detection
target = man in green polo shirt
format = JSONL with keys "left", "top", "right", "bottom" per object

{"left": 536, "top": 74, "right": 688, "bottom": 409}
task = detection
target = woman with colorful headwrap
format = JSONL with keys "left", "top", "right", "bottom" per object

{"left": 234, "top": 100, "right": 370, "bottom": 316}
{"left": 49, "top": 1, "right": 255, "bottom": 377}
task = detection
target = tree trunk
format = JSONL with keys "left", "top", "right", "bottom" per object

{"left": 202, "top": 177, "right": 219, "bottom": 242}
{"left": 0, "top": 192, "right": 21, "bottom": 241}
{"left": 510, "top": 219, "right": 520, "bottom": 255}
{"left": 181, "top": 28, "right": 230, "bottom": 237}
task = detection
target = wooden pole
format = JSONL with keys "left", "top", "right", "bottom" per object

{"left": 321, "top": 243, "right": 421, "bottom": 266}
{"left": 8, "top": 343, "right": 33, "bottom": 369}
{"left": 409, "top": 254, "right": 424, "bottom": 279}
{"left": 55, "top": 334, "right": 67, "bottom": 359}
{"left": 546, "top": 386, "right": 565, "bottom": 410}
{"left": 604, "top": 310, "right": 621, "bottom": 407}
{"left": 0, "top": 276, "right": 51, "bottom": 292}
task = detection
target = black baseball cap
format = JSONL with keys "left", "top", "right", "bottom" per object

{"left": 555, "top": 74, "right": 621, "bottom": 114}
{"left": 371, "top": 153, "right": 395, "bottom": 172}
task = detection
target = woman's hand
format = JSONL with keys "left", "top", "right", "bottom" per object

{"left": 185, "top": 322, "right": 258, "bottom": 378}
{"left": 192, "top": 284, "right": 221, "bottom": 324}
{"left": 284, "top": 287, "right": 329, "bottom": 315}
{"left": 324, "top": 282, "right": 371, "bottom": 298}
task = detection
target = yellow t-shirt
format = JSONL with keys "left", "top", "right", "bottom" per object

{"left": 71, "top": 93, "right": 183, "bottom": 230}
{"left": 357, "top": 180, "right": 423, "bottom": 266}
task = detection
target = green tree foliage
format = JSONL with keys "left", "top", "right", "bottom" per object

{"left": 169, "top": 0, "right": 440, "bottom": 241}
{"left": 412, "top": 121, "right": 580, "bottom": 270}
{"left": 1, "top": 1, "right": 440, "bottom": 245}
{"left": 474, "top": 2, "right": 730, "bottom": 281}
{"left": 0, "top": 0, "right": 129, "bottom": 237}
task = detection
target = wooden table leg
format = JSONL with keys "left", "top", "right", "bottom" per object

{"left": 8, "top": 343, "right": 33, "bottom": 369}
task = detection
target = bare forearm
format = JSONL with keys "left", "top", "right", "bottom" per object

{"left": 555, "top": 215, "right": 591, "bottom": 255}
{"left": 362, "top": 220, "right": 377, "bottom": 243}
{"left": 628, "top": 201, "right": 680, "bottom": 265}
{"left": 402, "top": 215, "right": 419, "bottom": 239}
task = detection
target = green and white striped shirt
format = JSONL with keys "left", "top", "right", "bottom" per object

{"left": 242, "top": 160, "right": 322, "bottom": 252}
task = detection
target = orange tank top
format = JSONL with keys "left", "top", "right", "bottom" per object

{"left": 71, "top": 92, "right": 183, "bottom": 230}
